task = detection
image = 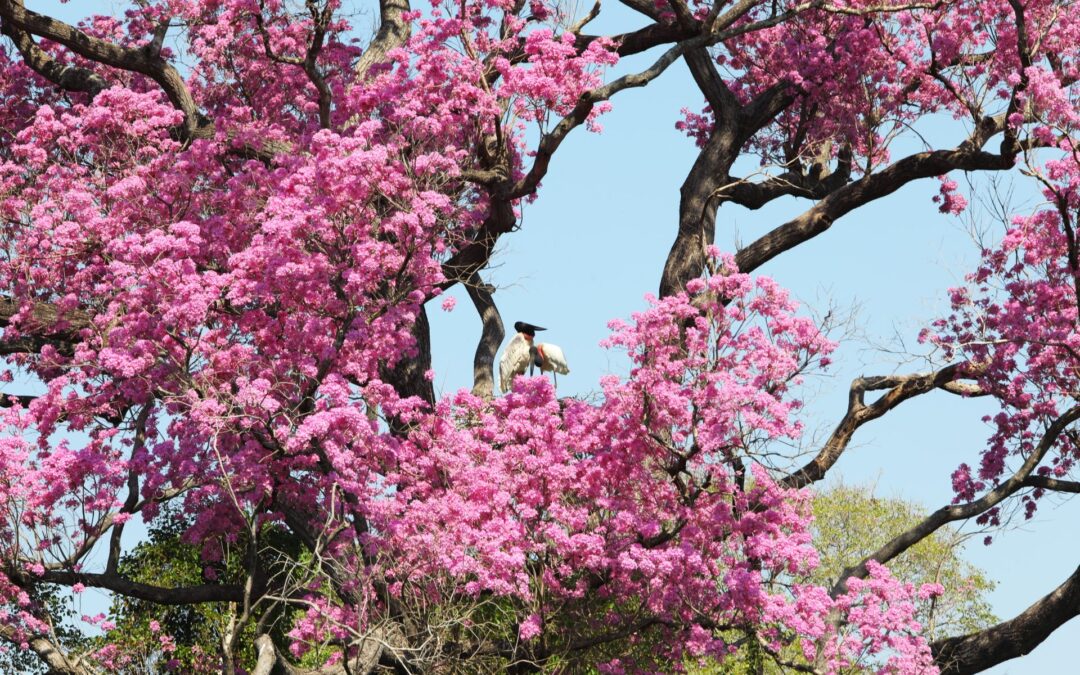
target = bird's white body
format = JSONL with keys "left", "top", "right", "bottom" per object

{"left": 499, "top": 333, "right": 533, "bottom": 393}
{"left": 534, "top": 343, "right": 569, "bottom": 375}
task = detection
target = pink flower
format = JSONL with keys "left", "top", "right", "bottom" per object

{"left": 518, "top": 614, "right": 542, "bottom": 641}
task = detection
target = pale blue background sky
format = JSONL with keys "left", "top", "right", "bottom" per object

{"left": 22, "top": 1, "right": 1080, "bottom": 672}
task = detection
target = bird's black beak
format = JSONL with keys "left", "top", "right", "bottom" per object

{"left": 514, "top": 321, "right": 547, "bottom": 335}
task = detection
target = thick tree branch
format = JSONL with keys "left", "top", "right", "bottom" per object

{"left": 720, "top": 146, "right": 854, "bottom": 211}
{"left": 0, "top": 622, "right": 89, "bottom": 675}
{"left": 354, "top": 0, "right": 411, "bottom": 80}
{"left": 440, "top": 200, "right": 516, "bottom": 290}
{"left": 1021, "top": 475, "right": 1080, "bottom": 493}
{"left": 0, "top": 298, "right": 87, "bottom": 356}
{"left": 34, "top": 570, "right": 244, "bottom": 605}
{"left": 735, "top": 137, "right": 1016, "bottom": 276}
{"left": 0, "top": 17, "right": 108, "bottom": 97}
{"left": 684, "top": 46, "right": 740, "bottom": 116}
{"left": 660, "top": 76, "right": 800, "bottom": 296}
{"left": 932, "top": 564, "right": 1080, "bottom": 674}
{"left": 0, "top": 392, "right": 36, "bottom": 407}
{"left": 578, "top": 23, "right": 696, "bottom": 58}
{"left": 508, "top": 4, "right": 814, "bottom": 202}
{"left": 464, "top": 273, "right": 505, "bottom": 399}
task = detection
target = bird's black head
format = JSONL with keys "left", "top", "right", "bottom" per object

{"left": 514, "top": 321, "right": 546, "bottom": 336}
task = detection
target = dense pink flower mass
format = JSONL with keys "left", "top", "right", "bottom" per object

{"left": 2, "top": 0, "right": 1080, "bottom": 672}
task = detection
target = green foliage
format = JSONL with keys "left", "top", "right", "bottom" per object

{"left": 99, "top": 507, "right": 303, "bottom": 674}
{"left": 812, "top": 482, "right": 997, "bottom": 641}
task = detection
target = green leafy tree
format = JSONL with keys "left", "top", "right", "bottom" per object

{"left": 812, "top": 483, "right": 996, "bottom": 642}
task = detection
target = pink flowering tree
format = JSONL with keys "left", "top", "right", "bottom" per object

{"left": 1, "top": 0, "right": 1079, "bottom": 672}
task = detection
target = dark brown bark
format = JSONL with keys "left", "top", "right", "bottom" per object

{"left": 659, "top": 125, "right": 738, "bottom": 297}
{"left": 381, "top": 305, "right": 435, "bottom": 408}
{"left": 464, "top": 274, "right": 505, "bottom": 399}
{"left": 441, "top": 200, "right": 517, "bottom": 289}
{"left": 33, "top": 570, "right": 244, "bottom": 605}
{"left": 659, "top": 77, "right": 794, "bottom": 297}
{"left": 0, "top": 16, "right": 107, "bottom": 98}
{"left": 734, "top": 147, "right": 1016, "bottom": 275}
{"left": 0, "top": 0, "right": 203, "bottom": 138}
{"left": 932, "top": 565, "right": 1080, "bottom": 674}
{"left": 1022, "top": 475, "right": 1080, "bottom": 492}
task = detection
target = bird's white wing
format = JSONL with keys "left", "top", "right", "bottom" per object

{"left": 499, "top": 334, "right": 532, "bottom": 393}
{"left": 536, "top": 342, "right": 570, "bottom": 375}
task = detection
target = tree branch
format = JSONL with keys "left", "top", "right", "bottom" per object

{"left": 0, "top": 0, "right": 203, "bottom": 138}
{"left": 0, "top": 16, "right": 108, "bottom": 98}
{"left": 720, "top": 146, "right": 854, "bottom": 211}
{"left": 0, "top": 298, "right": 87, "bottom": 356}
{"left": 508, "top": 4, "right": 814, "bottom": 202}
{"left": 440, "top": 200, "right": 516, "bottom": 290}
{"left": 1021, "top": 475, "right": 1080, "bottom": 493}
{"left": 783, "top": 362, "right": 983, "bottom": 489}
{"left": 354, "top": 0, "right": 411, "bottom": 80}
{"left": 932, "top": 564, "right": 1080, "bottom": 674}
{"left": 735, "top": 135, "right": 1016, "bottom": 275}
{"left": 0, "top": 622, "right": 89, "bottom": 675}
{"left": 36, "top": 570, "right": 244, "bottom": 605}
{"left": 464, "top": 273, "right": 504, "bottom": 399}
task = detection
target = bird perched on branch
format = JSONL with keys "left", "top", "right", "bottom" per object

{"left": 499, "top": 321, "right": 570, "bottom": 393}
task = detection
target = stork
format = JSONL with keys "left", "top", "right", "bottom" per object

{"left": 499, "top": 321, "right": 570, "bottom": 393}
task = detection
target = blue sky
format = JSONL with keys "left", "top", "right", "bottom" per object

{"left": 20, "top": 1, "right": 1080, "bottom": 671}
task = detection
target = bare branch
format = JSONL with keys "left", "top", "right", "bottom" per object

{"left": 735, "top": 143, "right": 1016, "bottom": 275}
{"left": 684, "top": 47, "right": 740, "bottom": 116}
{"left": 508, "top": 3, "right": 815, "bottom": 201}
{"left": 783, "top": 362, "right": 983, "bottom": 489}
{"left": 39, "top": 569, "right": 244, "bottom": 605}
{"left": 719, "top": 147, "right": 854, "bottom": 211}
{"left": 1021, "top": 475, "right": 1080, "bottom": 493}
